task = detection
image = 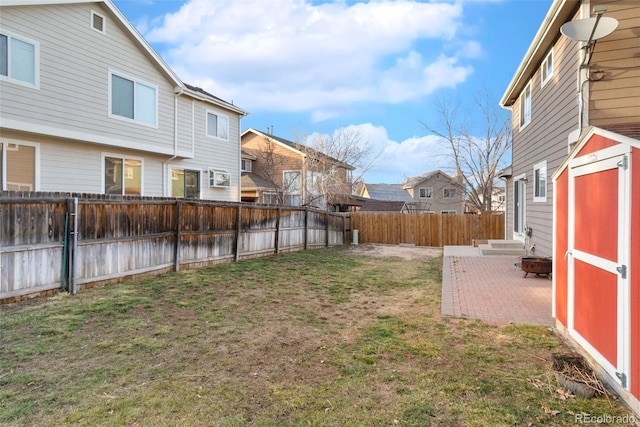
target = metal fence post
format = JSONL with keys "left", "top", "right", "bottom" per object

{"left": 174, "top": 201, "right": 182, "bottom": 272}
{"left": 68, "top": 197, "right": 78, "bottom": 294}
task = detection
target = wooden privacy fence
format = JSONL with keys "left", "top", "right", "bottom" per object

{"left": 349, "top": 212, "right": 504, "bottom": 247}
{"left": 1, "top": 193, "right": 346, "bottom": 302}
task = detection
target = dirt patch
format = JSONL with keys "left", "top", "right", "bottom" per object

{"left": 345, "top": 243, "right": 442, "bottom": 261}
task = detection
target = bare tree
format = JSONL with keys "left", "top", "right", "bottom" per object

{"left": 252, "top": 137, "right": 300, "bottom": 206}
{"left": 295, "top": 127, "right": 382, "bottom": 209}
{"left": 421, "top": 90, "right": 511, "bottom": 213}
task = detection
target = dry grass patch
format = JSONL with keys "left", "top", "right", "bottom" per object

{"left": 0, "top": 246, "right": 632, "bottom": 426}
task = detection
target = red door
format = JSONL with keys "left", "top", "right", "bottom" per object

{"left": 568, "top": 144, "right": 631, "bottom": 389}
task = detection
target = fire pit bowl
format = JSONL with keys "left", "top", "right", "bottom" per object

{"left": 520, "top": 257, "right": 552, "bottom": 279}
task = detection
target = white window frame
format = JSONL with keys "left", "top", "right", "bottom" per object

{"left": 0, "top": 29, "right": 39, "bottom": 88}
{"left": 519, "top": 81, "right": 531, "bottom": 130}
{"left": 101, "top": 152, "right": 144, "bottom": 195}
{"left": 443, "top": 188, "right": 457, "bottom": 199}
{"left": 1, "top": 141, "right": 40, "bottom": 191}
{"left": 108, "top": 70, "right": 158, "bottom": 127}
{"left": 263, "top": 192, "right": 279, "bottom": 205}
{"left": 533, "top": 160, "right": 547, "bottom": 202}
{"left": 541, "top": 49, "right": 553, "bottom": 87}
{"left": 90, "top": 10, "right": 106, "bottom": 34}
{"left": 169, "top": 166, "right": 201, "bottom": 198}
{"left": 209, "top": 168, "right": 230, "bottom": 188}
{"left": 283, "top": 170, "right": 302, "bottom": 207}
{"left": 241, "top": 159, "right": 252, "bottom": 172}
{"left": 206, "top": 110, "right": 230, "bottom": 141}
{"left": 419, "top": 187, "right": 433, "bottom": 199}
{"left": 441, "top": 210, "right": 457, "bottom": 215}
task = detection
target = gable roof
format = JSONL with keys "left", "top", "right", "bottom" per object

{"left": 0, "top": 0, "right": 247, "bottom": 116}
{"left": 500, "top": 0, "right": 576, "bottom": 107}
{"left": 362, "top": 183, "right": 412, "bottom": 202}
{"left": 242, "top": 128, "right": 355, "bottom": 170}
{"left": 402, "top": 170, "right": 457, "bottom": 189}
{"left": 552, "top": 125, "right": 640, "bottom": 180}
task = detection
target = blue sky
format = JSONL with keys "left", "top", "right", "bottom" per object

{"left": 112, "top": 0, "right": 551, "bottom": 183}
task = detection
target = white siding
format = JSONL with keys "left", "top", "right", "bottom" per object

{"left": 167, "top": 99, "right": 241, "bottom": 201}
{"left": 0, "top": 3, "right": 244, "bottom": 201}
{"left": 0, "top": 4, "right": 176, "bottom": 154}
{"left": 2, "top": 129, "right": 165, "bottom": 195}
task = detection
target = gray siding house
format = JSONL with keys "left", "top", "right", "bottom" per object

{"left": 0, "top": 0, "right": 247, "bottom": 200}
{"left": 499, "top": 0, "right": 640, "bottom": 257}
{"left": 360, "top": 170, "right": 466, "bottom": 214}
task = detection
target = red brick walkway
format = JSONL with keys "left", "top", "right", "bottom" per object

{"left": 441, "top": 256, "right": 553, "bottom": 326}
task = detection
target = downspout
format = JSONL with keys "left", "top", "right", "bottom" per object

{"left": 163, "top": 86, "right": 183, "bottom": 196}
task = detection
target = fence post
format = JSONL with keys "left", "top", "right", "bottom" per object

{"left": 68, "top": 198, "right": 78, "bottom": 294}
{"left": 235, "top": 205, "right": 242, "bottom": 262}
{"left": 174, "top": 201, "right": 181, "bottom": 272}
{"left": 275, "top": 207, "right": 281, "bottom": 254}
{"left": 325, "top": 212, "right": 330, "bottom": 247}
{"left": 304, "top": 208, "right": 308, "bottom": 250}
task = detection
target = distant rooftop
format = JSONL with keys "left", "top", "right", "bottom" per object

{"left": 363, "top": 183, "right": 412, "bottom": 202}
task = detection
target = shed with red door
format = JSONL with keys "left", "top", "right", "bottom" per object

{"left": 553, "top": 126, "right": 640, "bottom": 415}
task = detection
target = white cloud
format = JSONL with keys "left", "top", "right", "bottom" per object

{"left": 366, "top": 134, "right": 450, "bottom": 183}
{"left": 305, "top": 123, "right": 451, "bottom": 183}
{"left": 142, "top": 0, "right": 476, "bottom": 119}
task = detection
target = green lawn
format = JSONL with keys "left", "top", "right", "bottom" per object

{"left": 0, "top": 246, "right": 632, "bottom": 426}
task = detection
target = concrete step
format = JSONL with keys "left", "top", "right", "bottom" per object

{"left": 478, "top": 244, "right": 527, "bottom": 256}
{"left": 487, "top": 239, "right": 525, "bottom": 249}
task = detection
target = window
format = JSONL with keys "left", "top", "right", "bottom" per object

{"left": 441, "top": 210, "right": 457, "bottom": 215}
{"left": 283, "top": 170, "right": 301, "bottom": 206}
{"left": 541, "top": 49, "right": 553, "bottom": 87}
{"left": 264, "top": 192, "right": 279, "bottom": 205}
{"left": 209, "top": 168, "right": 230, "bottom": 187}
{"left": 104, "top": 156, "right": 142, "bottom": 195}
{"left": 241, "top": 159, "right": 252, "bottom": 172}
{"left": 109, "top": 72, "right": 157, "bottom": 126}
{"left": 419, "top": 187, "right": 433, "bottom": 198}
{"left": 206, "top": 111, "right": 229, "bottom": 140}
{"left": 498, "top": 195, "right": 506, "bottom": 203}
{"left": 533, "top": 161, "right": 547, "bottom": 202}
{"left": 171, "top": 168, "right": 200, "bottom": 198}
{"left": 443, "top": 188, "right": 457, "bottom": 198}
{"left": 91, "top": 10, "right": 106, "bottom": 33}
{"left": 519, "top": 81, "right": 531, "bottom": 129}
{"left": 1, "top": 142, "right": 37, "bottom": 191}
{"left": 0, "top": 31, "right": 38, "bottom": 86}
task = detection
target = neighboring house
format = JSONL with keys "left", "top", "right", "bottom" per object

{"left": 240, "top": 128, "right": 357, "bottom": 211}
{"left": 402, "top": 171, "right": 466, "bottom": 214}
{"left": 240, "top": 150, "right": 275, "bottom": 204}
{"left": 499, "top": 0, "right": 639, "bottom": 257}
{"left": 501, "top": 0, "right": 640, "bottom": 416}
{"left": 360, "top": 171, "right": 465, "bottom": 214}
{"left": 0, "top": 0, "right": 247, "bottom": 200}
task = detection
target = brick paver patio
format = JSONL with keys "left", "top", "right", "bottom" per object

{"left": 441, "top": 254, "right": 553, "bottom": 326}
